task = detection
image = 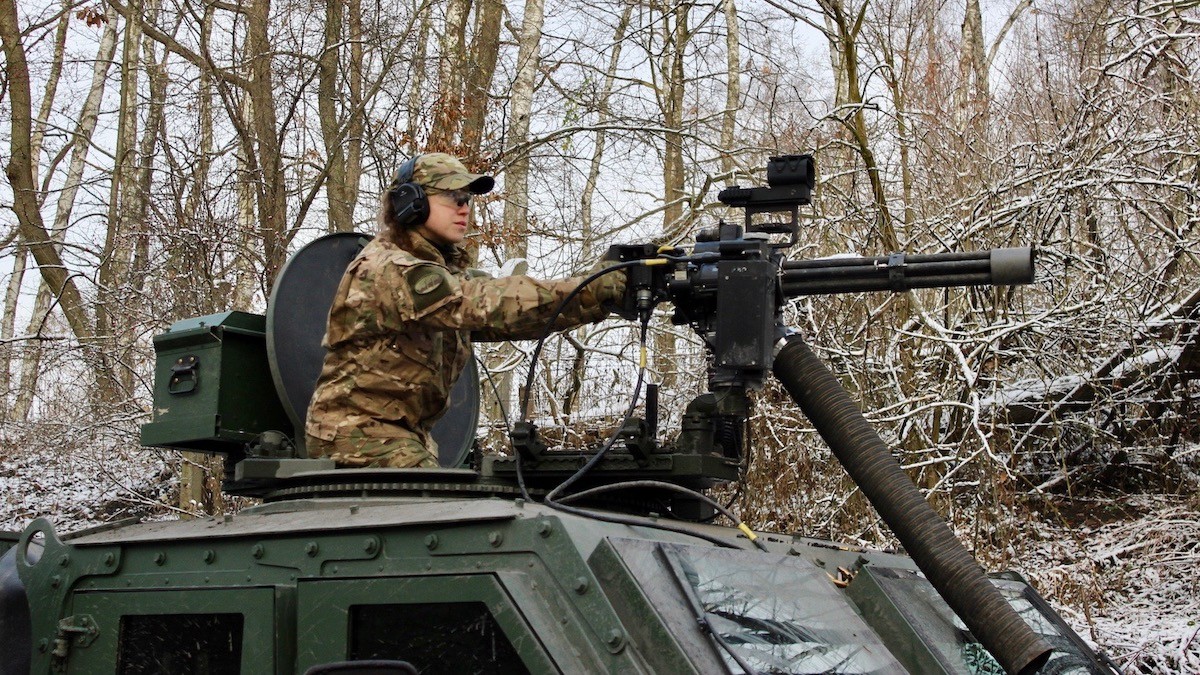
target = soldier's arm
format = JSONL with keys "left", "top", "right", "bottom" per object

{"left": 388, "top": 262, "right": 607, "bottom": 338}
{"left": 465, "top": 270, "right": 612, "bottom": 341}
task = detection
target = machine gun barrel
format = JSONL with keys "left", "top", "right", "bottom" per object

{"left": 781, "top": 247, "right": 1035, "bottom": 296}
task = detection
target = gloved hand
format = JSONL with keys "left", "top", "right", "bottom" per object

{"left": 586, "top": 257, "right": 628, "bottom": 307}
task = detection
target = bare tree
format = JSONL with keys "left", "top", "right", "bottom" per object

{"left": 817, "top": 0, "right": 899, "bottom": 251}
{"left": 1, "top": 1, "right": 124, "bottom": 420}
{"left": 719, "top": 0, "right": 741, "bottom": 180}
{"left": 319, "top": 0, "right": 367, "bottom": 232}
{"left": 0, "top": 0, "right": 71, "bottom": 414}
{"left": 461, "top": 0, "right": 504, "bottom": 156}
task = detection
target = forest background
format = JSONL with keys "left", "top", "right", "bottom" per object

{"left": 2, "top": 0, "right": 1198, "bottom": 670}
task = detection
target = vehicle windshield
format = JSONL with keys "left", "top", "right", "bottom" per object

{"left": 863, "top": 566, "right": 1102, "bottom": 674}
{"left": 601, "top": 538, "right": 1104, "bottom": 675}
{"left": 608, "top": 538, "right": 903, "bottom": 674}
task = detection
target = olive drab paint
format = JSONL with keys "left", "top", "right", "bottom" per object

{"left": 4, "top": 490, "right": 1109, "bottom": 674}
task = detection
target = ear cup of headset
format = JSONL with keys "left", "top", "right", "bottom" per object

{"left": 389, "top": 154, "right": 427, "bottom": 227}
{"left": 390, "top": 181, "right": 429, "bottom": 227}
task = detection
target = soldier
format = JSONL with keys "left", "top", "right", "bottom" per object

{"left": 305, "top": 153, "right": 625, "bottom": 468}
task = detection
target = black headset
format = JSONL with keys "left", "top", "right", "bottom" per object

{"left": 388, "top": 154, "right": 428, "bottom": 227}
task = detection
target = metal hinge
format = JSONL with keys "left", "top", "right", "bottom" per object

{"left": 51, "top": 614, "right": 99, "bottom": 670}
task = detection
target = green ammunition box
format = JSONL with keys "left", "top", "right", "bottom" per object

{"left": 140, "top": 311, "right": 292, "bottom": 453}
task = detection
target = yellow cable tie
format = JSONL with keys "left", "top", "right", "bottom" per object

{"left": 639, "top": 346, "right": 647, "bottom": 369}
{"left": 643, "top": 258, "right": 668, "bottom": 267}
{"left": 737, "top": 523, "right": 758, "bottom": 541}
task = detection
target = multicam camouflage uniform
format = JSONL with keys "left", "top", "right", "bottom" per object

{"left": 304, "top": 227, "right": 616, "bottom": 469}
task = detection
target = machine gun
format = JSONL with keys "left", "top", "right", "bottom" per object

{"left": 508, "top": 154, "right": 1050, "bottom": 675}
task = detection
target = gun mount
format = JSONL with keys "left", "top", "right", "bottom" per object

{"left": 1, "top": 154, "right": 1119, "bottom": 675}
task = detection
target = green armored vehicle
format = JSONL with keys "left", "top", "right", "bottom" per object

{"left": 1, "top": 157, "right": 1119, "bottom": 674}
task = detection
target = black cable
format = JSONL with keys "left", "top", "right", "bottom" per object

{"left": 475, "top": 354, "right": 535, "bottom": 501}
{"left": 537, "top": 319, "right": 763, "bottom": 552}
{"left": 722, "top": 482, "right": 743, "bottom": 515}
{"left": 543, "top": 317, "right": 649, "bottom": 504}
{"left": 517, "top": 259, "right": 645, "bottom": 421}
{"left": 475, "top": 354, "right": 513, "bottom": 436}
{"left": 555, "top": 479, "right": 767, "bottom": 551}
{"left": 516, "top": 251, "right": 715, "bottom": 422}
{"left": 513, "top": 248, "right": 709, "bottom": 432}
{"left": 513, "top": 259, "right": 650, "bottom": 504}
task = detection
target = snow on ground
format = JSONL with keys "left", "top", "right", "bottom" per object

{"left": 1020, "top": 495, "right": 1200, "bottom": 674}
{"left": 1, "top": 428, "right": 176, "bottom": 531}
{"left": 2, "top": 435, "right": 1197, "bottom": 673}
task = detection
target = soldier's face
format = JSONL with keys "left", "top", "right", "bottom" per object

{"left": 419, "top": 191, "right": 471, "bottom": 245}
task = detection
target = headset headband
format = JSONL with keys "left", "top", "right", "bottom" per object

{"left": 396, "top": 154, "right": 422, "bottom": 186}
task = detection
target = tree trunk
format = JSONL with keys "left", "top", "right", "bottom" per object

{"left": 501, "top": 0, "right": 546, "bottom": 254}
{"left": 1, "top": 0, "right": 121, "bottom": 421}
{"left": 246, "top": 0, "right": 288, "bottom": 287}
{"left": 958, "top": 0, "right": 988, "bottom": 112}
{"left": 96, "top": 0, "right": 145, "bottom": 406}
{"left": 429, "top": 0, "right": 471, "bottom": 150}
{"left": 0, "top": 2, "right": 69, "bottom": 416}
{"left": 655, "top": 0, "right": 693, "bottom": 392}
{"left": 580, "top": 5, "right": 632, "bottom": 255}
{"left": 12, "top": 282, "right": 54, "bottom": 421}
{"left": 461, "top": 0, "right": 503, "bottom": 156}
{"left": 484, "top": 0, "right": 547, "bottom": 442}
{"left": 875, "top": 38, "right": 916, "bottom": 237}
{"left": 719, "top": 0, "right": 740, "bottom": 180}
{"left": 179, "top": 454, "right": 226, "bottom": 518}
{"left": 819, "top": 0, "right": 898, "bottom": 251}
{"left": 182, "top": 3, "right": 215, "bottom": 295}
{"left": 0, "top": 2, "right": 91, "bottom": 341}
{"left": 30, "top": 1, "right": 70, "bottom": 187}
{"left": 318, "top": 0, "right": 365, "bottom": 234}
{"left": 319, "top": 0, "right": 352, "bottom": 233}
{"left": 345, "top": 0, "right": 364, "bottom": 222}
{"left": 0, "top": 245, "right": 27, "bottom": 416}
{"left": 128, "top": 1, "right": 168, "bottom": 325}
{"left": 406, "top": 7, "right": 432, "bottom": 143}
{"left": 232, "top": 94, "right": 261, "bottom": 313}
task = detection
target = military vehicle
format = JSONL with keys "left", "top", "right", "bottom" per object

{"left": 1, "top": 156, "right": 1120, "bottom": 674}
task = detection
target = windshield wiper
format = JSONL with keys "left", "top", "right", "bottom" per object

{"left": 656, "top": 545, "right": 761, "bottom": 675}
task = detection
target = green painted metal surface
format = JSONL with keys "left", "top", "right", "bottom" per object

{"left": 0, "top": 532, "right": 16, "bottom": 558}
{"left": 140, "top": 311, "right": 293, "bottom": 452}
{"left": 10, "top": 494, "right": 1112, "bottom": 674}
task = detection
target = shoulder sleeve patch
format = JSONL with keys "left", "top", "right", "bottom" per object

{"left": 404, "top": 264, "right": 456, "bottom": 314}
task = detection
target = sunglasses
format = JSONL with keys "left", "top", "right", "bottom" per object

{"left": 431, "top": 189, "right": 472, "bottom": 207}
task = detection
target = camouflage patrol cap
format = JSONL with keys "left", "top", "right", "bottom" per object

{"left": 410, "top": 153, "right": 495, "bottom": 194}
